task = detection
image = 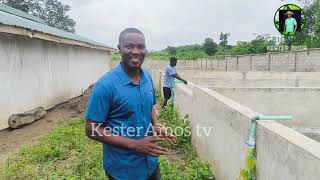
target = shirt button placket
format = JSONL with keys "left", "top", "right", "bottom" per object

{"left": 138, "top": 86, "right": 146, "bottom": 129}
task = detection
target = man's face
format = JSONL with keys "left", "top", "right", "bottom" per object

{"left": 170, "top": 60, "right": 177, "bottom": 66}
{"left": 118, "top": 33, "right": 146, "bottom": 70}
{"left": 287, "top": 14, "right": 292, "bottom": 18}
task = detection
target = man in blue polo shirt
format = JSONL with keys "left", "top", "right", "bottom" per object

{"left": 85, "top": 28, "right": 176, "bottom": 180}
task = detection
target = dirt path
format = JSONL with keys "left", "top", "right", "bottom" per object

{"left": 0, "top": 98, "right": 83, "bottom": 165}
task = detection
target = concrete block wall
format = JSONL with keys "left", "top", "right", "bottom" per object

{"left": 132, "top": 48, "right": 320, "bottom": 72}
{"left": 217, "top": 59, "right": 227, "bottom": 71}
{"left": 296, "top": 49, "right": 320, "bottom": 71}
{"left": 270, "top": 51, "right": 296, "bottom": 71}
{"left": 226, "top": 57, "right": 237, "bottom": 71}
{"left": 237, "top": 56, "right": 251, "bottom": 71}
{"left": 250, "top": 54, "right": 269, "bottom": 71}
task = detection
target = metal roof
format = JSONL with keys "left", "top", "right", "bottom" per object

{"left": 0, "top": 4, "right": 114, "bottom": 50}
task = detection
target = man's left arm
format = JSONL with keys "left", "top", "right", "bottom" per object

{"left": 173, "top": 74, "right": 188, "bottom": 84}
{"left": 294, "top": 18, "right": 298, "bottom": 32}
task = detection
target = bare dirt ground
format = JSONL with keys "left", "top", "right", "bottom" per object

{"left": 0, "top": 86, "right": 93, "bottom": 165}
{"left": 0, "top": 98, "right": 84, "bottom": 165}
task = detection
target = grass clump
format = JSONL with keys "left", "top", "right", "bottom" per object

{"left": 157, "top": 102, "right": 214, "bottom": 180}
{"left": 0, "top": 119, "right": 105, "bottom": 180}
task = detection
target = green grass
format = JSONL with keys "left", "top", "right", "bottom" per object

{"left": 0, "top": 118, "right": 105, "bottom": 179}
{"left": 157, "top": 104, "right": 214, "bottom": 180}
{"left": 0, "top": 101, "right": 214, "bottom": 180}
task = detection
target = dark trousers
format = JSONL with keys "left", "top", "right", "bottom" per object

{"left": 162, "top": 87, "right": 172, "bottom": 107}
{"left": 106, "top": 165, "right": 161, "bottom": 180}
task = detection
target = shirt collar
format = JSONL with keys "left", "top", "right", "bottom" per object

{"left": 116, "top": 63, "right": 147, "bottom": 86}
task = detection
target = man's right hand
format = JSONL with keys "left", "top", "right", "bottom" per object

{"left": 131, "top": 136, "right": 169, "bottom": 156}
{"left": 183, "top": 80, "right": 188, "bottom": 85}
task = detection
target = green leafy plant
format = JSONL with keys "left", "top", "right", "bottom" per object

{"left": 156, "top": 99, "right": 214, "bottom": 180}
{"left": 239, "top": 149, "right": 256, "bottom": 180}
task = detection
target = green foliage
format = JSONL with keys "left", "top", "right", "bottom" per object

{"left": 0, "top": 99, "right": 214, "bottom": 179}
{"left": 4, "top": 0, "right": 76, "bottom": 32}
{"left": 314, "top": 0, "right": 320, "bottom": 36}
{"left": 239, "top": 149, "right": 256, "bottom": 180}
{"left": 112, "top": 51, "right": 121, "bottom": 61}
{"left": 219, "top": 32, "right": 230, "bottom": 47}
{"left": 158, "top": 105, "right": 192, "bottom": 149}
{"left": 0, "top": 118, "right": 105, "bottom": 179}
{"left": 3, "top": 0, "right": 31, "bottom": 12}
{"left": 112, "top": 44, "right": 212, "bottom": 60}
{"left": 157, "top": 103, "right": 215, "bottom": 180}
{"left": 280, "top": 0, "right": 320, "bottom": 48}
{"left": 150, "top": 44, "right": 211, "bottom": 60}
{"left": 159, "top": 151, "right": 214, "bottom": 180}
{"left": 203, "top": 38, "right": 218, "bottom": 56}
{"left": 303, "top": 2, "right": 317, "bottom": 35}
{"left": 166, "top": 46, "right": 177, "bottom": 56}
{"left": 232, "top": 36, "right": 276, "bottom": 55}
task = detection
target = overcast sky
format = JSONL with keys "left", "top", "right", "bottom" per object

{"left": 60, "top": 0, "right": 307, "bottom": 50}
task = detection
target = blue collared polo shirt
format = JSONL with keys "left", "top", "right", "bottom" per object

{"left": 86, "top": 63, "right": 158, "bottom": 180}
{"left": 164, "top": 65, "right": 177, "bottom": 88}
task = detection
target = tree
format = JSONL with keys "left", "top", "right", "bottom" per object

{"left": 166, "top": 46, "right": 177, "bottom": 56}
{"left": 203, "top": 38, "right": 218, "bottom": 56}
{"left": 231, "top": 36, "right": 276, "bottom": 55}
{"left": 303, "top": 1, "right": 317, "bottom": 35}
{"left": 3, "top": 0, "right": 31, "bottom": 12}
{"left": 219, "top": 32, "right": 230, "bottom": 47}
{"left": 4, "top": 0, "right": 76, "bottom": 33}
{"left": 314, "top": 0, "right": 320, "bottom": 36}
{"left": 280, "top": 0, "right": 320, "bottom": 48}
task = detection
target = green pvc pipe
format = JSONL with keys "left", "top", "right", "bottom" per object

{"left": 258, "top": 115, "right": 292, "bottom": 120}
{"left": 170, "top": 80, "right": 184, "bottom": 105}
{"left": 245, "top": 115, "right": 292, "bottom": 148}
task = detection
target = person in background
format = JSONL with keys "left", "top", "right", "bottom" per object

{"left": 162, "top": 57, "right": 188, "bottom": 107}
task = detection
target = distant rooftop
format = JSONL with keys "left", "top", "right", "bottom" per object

{"left": 0, "top": 3, "right": 115, "bottom": 51}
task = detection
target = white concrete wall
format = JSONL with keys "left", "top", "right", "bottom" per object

{"left": 173, "top": 84, "right": 320, "bottom": 180}
{"left": 256, "top": 121, "right": 320, "bottom": 180}
{"left": 149, "top": 70, "right": 320, "bottom": 179}
{"left": 0, "top": 33, "right": 111, "bottom": 130}
{"left": 183, "top": 85, "right": 255, "bottom": 180}
{"left": 209, "top": 87, "right": 320, "bottom": 128}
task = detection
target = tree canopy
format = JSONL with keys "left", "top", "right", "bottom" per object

{"left": 4, "top": 0, "right": 76, "bottom": 33}
{"left": 203, "top": 38, "right": 218, "bottom": 56}
{"left": 166, "top": 46, "right": 177, "bottom": 56}
{"left": 219, "top": 32, "right": 230, "bottom": 47}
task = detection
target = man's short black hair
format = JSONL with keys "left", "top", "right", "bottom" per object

{"left": 119, "top": 28, "right": 144, "bottom": 44}
{"left": 170, "top": 57, "right": 177, "bottom": 62}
